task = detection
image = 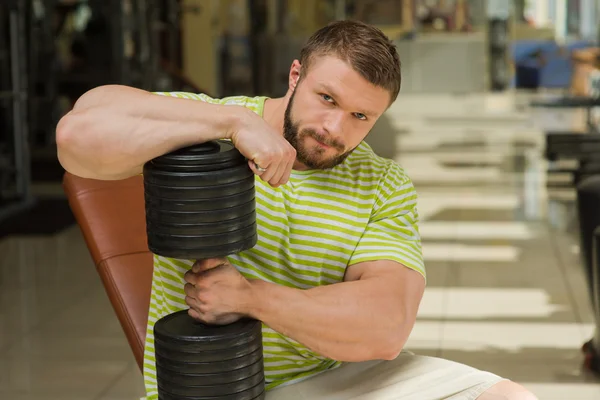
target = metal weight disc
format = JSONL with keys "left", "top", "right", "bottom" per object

{"left": 148, "top": 234, "right": 257, "bottom": 260}
{"left": 157, "top": 380, "right": 265, "bottom": 400}
{"left": 155, "top": 358, "right": 264, "bottom": 386}
{"left": 156, "top": 347, "right": 263, "bottom": 375}
{"left": 143, "top": 163, "right": 254, "bottom": 187}
{"left": 144, "top": 140, "right": 258, "bottom": 258}
{"left": 144, "top": 188, "right": 255, "bottom": 212}
{"left": 145, "top": 201, "right": 256, "bottom": 224}
{"left": 154, "top": 311, "right": 262, "bottom": 346}
{"left": 154, "top": 325, "right": 261, "bottom": 353}
{"left": 158, "top": 371, "right": 264, "bottom": 397}
{"left": 148, "top": 223, "right": 256, "bottom": 249}
{"left": 146, "top": 211, "right": 256, "bottom": 236}
{"left": 150, "top": 141, "right": 246, "bottom": 169}
{"left": 144, "top": 178, "right": 255, "bottom": 200}
{"left": 155, "top": 338, "right": 262, "bottom": 363}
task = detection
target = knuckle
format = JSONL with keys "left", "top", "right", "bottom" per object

{"left": 198, "top": 304, "right": 209, "bottom": 314}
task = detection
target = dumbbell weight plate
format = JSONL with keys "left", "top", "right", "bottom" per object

{"left": 158, "top": 380, "right": 265, "bottom": 400}
{"left": 156, "top": 347, "right": 263, "bottom": 375}
{"left": 154, "top": 310, "right": 261, "bottom": 348}
{"left": 146, "top": 211, "right": 256, "bottom": 236}
{"left": 146, "top": 200, "right": 255, "bottom": 224}
{"left": 158, "top": 370, "right": 264, "bottom": 397}
{"left": 148, "top": 233, "right": 257, "bottom": 259}
{"left": 155, "top": 338, "right": 262, "bottom": 363}
{"left": 156, "top": 358, "right": 264, "bottom": 386}
{"left": 148, "top": 157, "right": 244, "bottom": 172}
{"left": 148, "top": 222, "right": 256, "bottom": 249}
{"left": 158, "top": 391, "right": 266, "bottom": 400}
{"left": 154, "top": 311, "right": 261, "bottom": 346}
{"left": 151, "top": 141, "right": 246, "bottom": 168}
{"left": 144, "top": 178, "right": 255, "bottom": 200}
{"left": 145, "top": 188, "right": 255, "bottom": 212}
{"left": 144, "top": 163, "right": 253, "bottom": 187}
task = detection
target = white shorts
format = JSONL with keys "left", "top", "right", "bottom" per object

{"left": 265, "top": 351, "right": 505, "bottom": 400}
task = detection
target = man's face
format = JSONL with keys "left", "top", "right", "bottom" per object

{"left": 283, "top": 55, "right": 391, "bottom": 170}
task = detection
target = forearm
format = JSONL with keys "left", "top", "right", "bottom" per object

{"left": 246, "top": 278, "right": 407, "bottom": 362}
{"left": 56, "top": 85, "right": 242, "bottom": 180}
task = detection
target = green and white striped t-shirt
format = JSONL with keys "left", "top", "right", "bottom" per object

{"left": 141, "top": 92, "right": 425, "bottom": 399}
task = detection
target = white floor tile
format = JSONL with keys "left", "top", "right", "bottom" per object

{"left": 416, "top": 193, "right": 519, "bottom": 220}
{"left": 418, "top": 287, "right": 568, "bottom": 319}
{"left": 422, "top": 243, "right": 520, "bottom": 262}
{"left": 439, "top": 321, "right": 595, "bottom": 352}
{"left": 420, "top": 221, "right": 535, "bottom": 240}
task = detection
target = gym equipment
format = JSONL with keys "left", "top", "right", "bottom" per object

{"left": 143, "top": 140, "right": 264, "bottom": 400}
{"left": 577, "top": 175, "right": 600, "bottom": 374}
{"left": 0, "top": 0, "right": 34, "bottom": 223}
{"left": 582, "top": 226, "right": 600, "bottom": 374}
{"left": 531, "top": 96, "right": 600, "bottom": 134}
{"left": 530, "top": 96, "right": 600, "bottom": 190}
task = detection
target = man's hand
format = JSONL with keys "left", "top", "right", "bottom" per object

{"left": 230, "top": 107, "right": 296, "bottom": 188}
{"left": 183, "top": 258, "right": 254, "bottom": 325}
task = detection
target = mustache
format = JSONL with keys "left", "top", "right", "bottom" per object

{"left": 303, "top": 129, "right": 345, "bottom": 150}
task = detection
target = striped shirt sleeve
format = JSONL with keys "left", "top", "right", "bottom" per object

{"left": 348, "top": 164, "right": 425, "bottom": 279}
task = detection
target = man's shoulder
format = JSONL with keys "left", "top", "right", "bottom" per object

{"left": 152, "top": 91, "right": 267, "bottom": 115}
{"left": 343, "top": 141, "right": 412, "bottom": 187}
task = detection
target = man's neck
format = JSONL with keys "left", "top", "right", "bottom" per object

{"left": 262, "top": 97, "right": 288, "bottom": 136}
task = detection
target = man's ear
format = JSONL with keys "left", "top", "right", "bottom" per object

{"left": 289, "top": 59, "right": 302, "bottom": 91}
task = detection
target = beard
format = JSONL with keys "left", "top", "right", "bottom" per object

{"left": 283, "top": 90, "right": 356, "bottom": 170}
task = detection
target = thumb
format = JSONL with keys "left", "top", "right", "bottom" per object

{"left": 192, "top": 258, "right": 228, "bottom": 273}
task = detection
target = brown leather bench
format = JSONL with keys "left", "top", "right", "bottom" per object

{"left": 63, "top": 172, "right": 152, "bottom": 371}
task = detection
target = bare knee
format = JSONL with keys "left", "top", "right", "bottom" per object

{"left": 477, "top": 379, "right": 538, "bottom": 400}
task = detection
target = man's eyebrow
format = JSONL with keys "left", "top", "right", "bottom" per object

{"left": 317, "top": 83, "right": 376, "bottom": 117}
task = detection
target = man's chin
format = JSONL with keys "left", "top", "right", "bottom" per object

{"left": 297, "top": 155, "right": 343, "bottom": 170}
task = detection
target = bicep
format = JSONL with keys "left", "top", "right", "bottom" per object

{"left": 344, "top": 260, "right": 425, "bottom": 325}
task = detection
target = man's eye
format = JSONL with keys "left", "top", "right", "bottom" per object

{"left": 321, "top": 94, "right": 334, "bottom": 102}
{"left": 354, "top": 113, "right": 366, "bottom": 120}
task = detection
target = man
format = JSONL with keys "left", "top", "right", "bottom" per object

{"left": 57, "top": 20, "right": 537, "bottom": 400}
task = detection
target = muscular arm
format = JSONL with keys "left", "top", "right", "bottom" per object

{"left": 55, "top": 85, "right": 244, "bottom": 180}
{"left": 245, "top": 261, "right": 425, "bottom": 362}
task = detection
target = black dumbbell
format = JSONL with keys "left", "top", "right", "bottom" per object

{"left": 143, "top": 140, "right": 265, "bottom": 400}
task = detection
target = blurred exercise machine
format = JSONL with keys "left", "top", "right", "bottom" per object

{"left": 531, "top": 93, "right": 600, "bottom": 373}
{"left": 0, "top": 0, "right": 203, "bottom": 224}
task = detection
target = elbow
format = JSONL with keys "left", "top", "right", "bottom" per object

{"left": 56, "top": 111, "right": 76, "bottom": 151}
{"left": 55, "top": 110, "right": 104, "bottom": 179}
{"left": 56, "top": 111, "right": 79, "bottom": 169}
{"left": 374, "top": 320, "right": 411, "bottom": 361}
{"left": 378, "top": 340, "right": 404, "bottom": 361}
{"left": 335, "top": 333, "right": 405, "bottom": 362}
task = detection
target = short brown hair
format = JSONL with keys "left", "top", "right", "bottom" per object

{"left": 299, "top": 20, "right": 401, "bottom": 104}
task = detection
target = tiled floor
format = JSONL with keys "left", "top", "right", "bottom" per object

{"left": 1, "top": 91, "right": 600, "bottom": 399}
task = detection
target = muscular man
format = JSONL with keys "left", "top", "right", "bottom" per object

{"left": 57, "top": 20, "right": 537, "bottom": 400}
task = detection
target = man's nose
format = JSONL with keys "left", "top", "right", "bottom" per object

{"left": 323, "top": 111, "right": 345, "bottom": 140}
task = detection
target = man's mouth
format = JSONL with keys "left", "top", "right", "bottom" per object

{"left": 312, "top": 136, "right": 330, "bottom": 148}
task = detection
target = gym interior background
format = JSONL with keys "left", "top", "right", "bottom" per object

{"left": 2, "top": 0, "right": 600, "bottom": 398}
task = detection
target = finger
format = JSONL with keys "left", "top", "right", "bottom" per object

{"left": 192, "top": 258, "right": 227, "bottom": 273}
{"left": 257, "top": 162, "right": 276, "bottom": 185}
{"left": 249, "top": 160, "right": 267, "bottom": 176}
{"left": 183, "top": 270, "right": 198, "bottom": 284}
{"left": 277, "top": 162, "right": 291, "bottom": 186}
{"left": 276, "top": 146, "right": 295, "bottom": 186}
{"left": 269, "top": 160, "right": 286, "bottom": 187}
{"left": 188, "top": 307, "right": 203, "bottom": 322}
{"left": 183, "top": 282, "right": 197, "bottom": 298}
{"left": 185, "top": 295, "right": 199, "bottom": 310}
{"left": 280, "top": 149, "right": 295, "bottom": 185}
{"left": 274, "top": 152, "right": 294, "bottom": 187}
{"left": 188, "top": 308, "right": 216, "bottom": 325}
